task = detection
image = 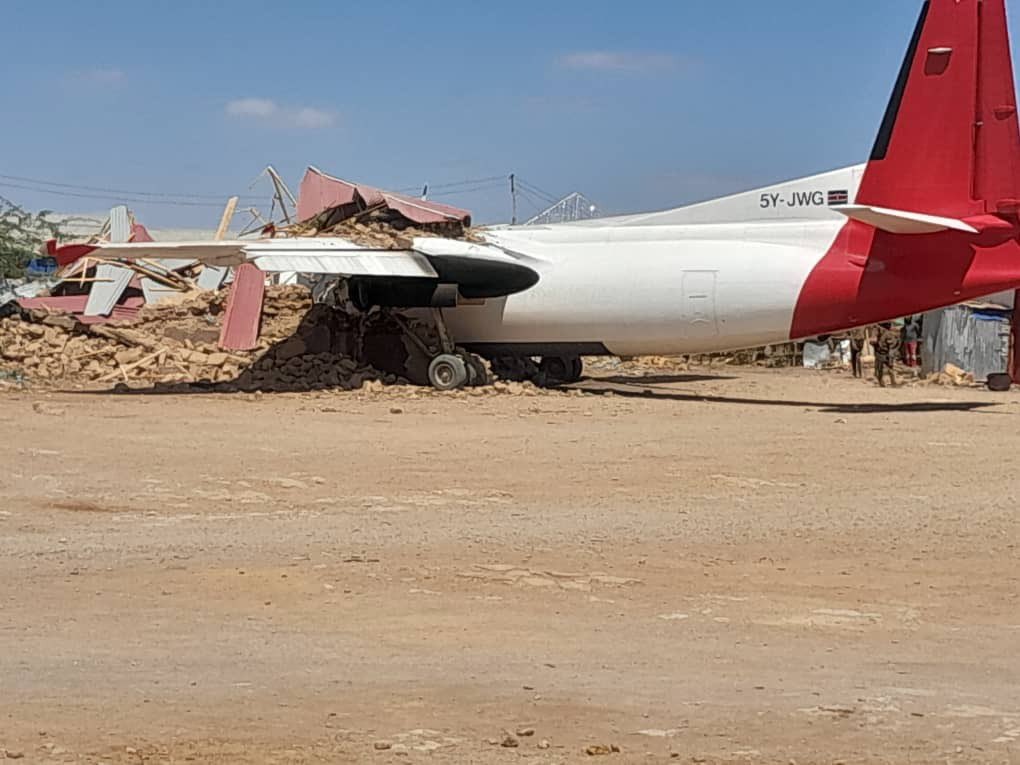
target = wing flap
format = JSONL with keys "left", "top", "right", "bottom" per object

{"left": 250, "top": 251, "right": 436, "bottom": 277}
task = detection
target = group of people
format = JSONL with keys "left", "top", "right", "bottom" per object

{"left": 848, "top": 316, "right": 922, "bottom": 388}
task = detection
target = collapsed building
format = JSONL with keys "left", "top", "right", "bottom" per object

{"left": 0, "top": 169, "right": 513, "bottom": 391}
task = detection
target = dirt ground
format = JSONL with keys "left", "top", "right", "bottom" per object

{"left": 0, "top": 366, "right": 1018, "bottom": 765}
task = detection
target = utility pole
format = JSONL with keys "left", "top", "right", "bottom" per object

{"left": 509, "top": 173, "right": 518, "bottom": 225}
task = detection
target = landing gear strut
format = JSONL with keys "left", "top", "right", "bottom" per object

{"left": 393, "top": 307, "right": 490, "bottom": 391}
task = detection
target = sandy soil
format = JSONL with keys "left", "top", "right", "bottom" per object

{"left": 0, "top": 367, "right": 1018, "bottom": 764}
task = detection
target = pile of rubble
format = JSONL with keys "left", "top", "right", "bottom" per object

{"left": 285, "top": 205, "right": 479, "bottom": 250}
{"left": 0, "top": 286, "right": 401, "bottom": 392}
{"left": 928, "top": 363, "right": 978, "bottom": 387}
{"left": 286, "top": 167, "right": 477, "bottom": 250}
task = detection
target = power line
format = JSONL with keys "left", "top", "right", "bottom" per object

{"left": 515, "top": 186, "right": 550, "bottom": 215}
{"left": 430, "top": 180, "right": 507, "bottom": 199}
{"left": 516, "top": 178, "right": 560, "bottom": 205}
{"left": 428, "top": 175, "right": 506, "bottom": 191}
{"left": 394, "top": 175, "right": 508, "bottom": 196}
{"left": 0, "top": 172, "right": 264, "bottom": 203}
{"left": 1, "top": 168, "right": 556, "bottom": 220}
{"left": 0, "top": 180, "right": 239, "bottom": 209}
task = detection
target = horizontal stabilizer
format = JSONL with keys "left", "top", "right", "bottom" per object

{"left": 835, "top": 205, "right": 978, "bottom": 234}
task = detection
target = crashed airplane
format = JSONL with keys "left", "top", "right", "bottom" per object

{"left": 50, "top": 0, "right": 1020, "bottom": 390}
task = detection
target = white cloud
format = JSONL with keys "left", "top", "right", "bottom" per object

{"left": 557, "top": 51, "right": 680, "bottom": 74}
{"left": 291, "top": 107, "right": 335, "bottom": 129}
{"left": 71, "top": 67, "right": 127, "bottom": 86}
{"left": 225, "top": 98, "right": 337, "bottom": 129}
{"left": 226, "top": 98, "right": 278, "bottom": 118}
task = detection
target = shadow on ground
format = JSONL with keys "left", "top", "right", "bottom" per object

{"left": 579, "top": 379, "right": 1001, "bottom": 414}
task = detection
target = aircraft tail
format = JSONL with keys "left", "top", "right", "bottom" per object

{"left": 853, "top": 0, "right": 1020, "bottom": 226}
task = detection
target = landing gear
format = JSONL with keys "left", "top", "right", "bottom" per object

{"left": 539, "top": 355, "right": 584, "bottom": 385}
{"left": 464, "top": 353, "right": 491, "bottom": 387}
{"left": 427, "top": 351, "right": 490, "bottom": 390}
{"left": 490, "top": 355, "right": 584, "bottom": 386}
{"left": 428, "top": 354, "right": 469, "bottom": 391}
{"left": 390, "top": 307, "right": 489, "bottom": 391}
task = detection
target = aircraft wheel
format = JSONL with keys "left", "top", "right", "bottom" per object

{"left": 567, "top": 357, "right": 584, "bottom": 383}
{"left": 428, "top": 354, "right": 469, "bottom": 391}
{"left": 540, "top": 355, "right": 583, "bottom": 385}
{"left": 462, "top": 353, "right": 491, "bottom": 387}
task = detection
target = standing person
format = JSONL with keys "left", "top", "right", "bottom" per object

{"left": 849, "top": 326, "right": 868, "bottom": 378}
{"left": 873, "top": 322, "right": 901, "bottom": 388}
{"left": 902, "top": 315, "right": 922, "bottom": 368}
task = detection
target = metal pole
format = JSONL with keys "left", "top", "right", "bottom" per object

{"left": 510, "top": 174, "right": 517, "bottom": 226}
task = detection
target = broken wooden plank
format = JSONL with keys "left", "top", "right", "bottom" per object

{"left": 90, "top": 325, "right": 162, "bottom": 350}
{"left": 218, "top": 263, "right": 265, "bottom": 351}
{"left": 194, "top": 198, "right": 240, "bottom": 292}
{"left": 98, "top": 348, "right": 167, "bottom": 382}
{"left": 216, "top": 197, "right": 239, "bottom": 241}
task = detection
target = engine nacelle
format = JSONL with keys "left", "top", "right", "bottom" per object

{"left": 349, "top": 278, "right": 459, "bottom": 310}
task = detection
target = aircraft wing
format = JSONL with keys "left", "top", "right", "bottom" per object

{"left": 46, "top": 236, "right": 540, "bottom": 300}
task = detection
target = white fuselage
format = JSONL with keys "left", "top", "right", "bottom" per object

{"left": 445, "top": 165, "right": 865, "bottom": 356}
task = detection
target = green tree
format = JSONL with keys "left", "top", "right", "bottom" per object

{"left": 0, "top": 198, "right": 64, "bottom": 278}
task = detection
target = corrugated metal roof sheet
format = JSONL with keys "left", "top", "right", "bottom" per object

{"left": 297, "top": 167, "right": 472, "bottom": 226}
{"left": 197, "top": 266, "right": 229, "bottom": 291}
{"left": 110, "top": 206, "right": 131, "bottom": 243}
{"left": 219, "top": 263, "right": 265, "bottom": 351}
{"left": 18, "top": 296, "right": 144, "bottom": 324}
{"left": 84, "top": 263, "right": 134, "bottom": 317}
{"left": 922, "top": 304, "right": 1011, "bottom": 381}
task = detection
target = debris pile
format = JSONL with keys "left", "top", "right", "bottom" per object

{"left": 285, "top": 205, "right": 479, "bottom": 250}
{"left": 6, "top": 208, "right": 232, "bottom": 324}
{"left": 284, "top": 167, "right": 477, "bottom": 249}
{"left": 0, "top": 286, "right": 397, "bottom": 391}
{"left": 928, "top": 363, "right": 977, "bottom": 387}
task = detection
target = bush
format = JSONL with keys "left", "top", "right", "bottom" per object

{"left": 0, "top": 198, "right": 64, "bottom": 278}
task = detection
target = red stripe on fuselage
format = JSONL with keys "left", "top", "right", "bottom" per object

{"left": 790, "top": 220, "right": 1020, "bottom": 339}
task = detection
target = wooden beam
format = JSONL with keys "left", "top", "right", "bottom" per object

{"left": 215, "top": 196, "right": 239, "bottom": 241}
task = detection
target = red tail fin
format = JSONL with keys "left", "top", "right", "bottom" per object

{"left": 857, "top": 0, "right": 1020, "bottom": 219}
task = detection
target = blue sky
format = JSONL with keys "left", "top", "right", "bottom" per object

{"left": 3, "top": 0, "right": 1019, "bottom": 228}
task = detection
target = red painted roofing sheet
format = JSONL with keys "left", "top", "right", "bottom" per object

{"left": 131, "top": 223, "right": 154, "bottom": 243}
{"left": 17, "top": 296, "right": 144, "bottom": 324}
{"left": 297, "top": 167, "right": 472, "bottom": 226}
{"left": 218, "top": 263, "right": 265, "bottom": 351}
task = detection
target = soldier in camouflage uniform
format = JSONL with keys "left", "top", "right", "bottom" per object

{"left": 849, "top": 326, "right": 869, "bottom": 378}
{"left": 872, "top": 322, "right": 901, "bottom": 388}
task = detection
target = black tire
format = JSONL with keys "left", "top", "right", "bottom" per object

{"left": 428, "top": 354, "right": 469, "bottom": 391}
{"left": 463, "top": 354, "right": 490, "bottom": 387}
{"left": 539, "top": 356, "right": 570, "bottom": 384}
{"left": 568, "top": 357, "right": 584, "bottom": 383}
{"left": 540, "top": 356, "right": 583, "bottom": 385}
